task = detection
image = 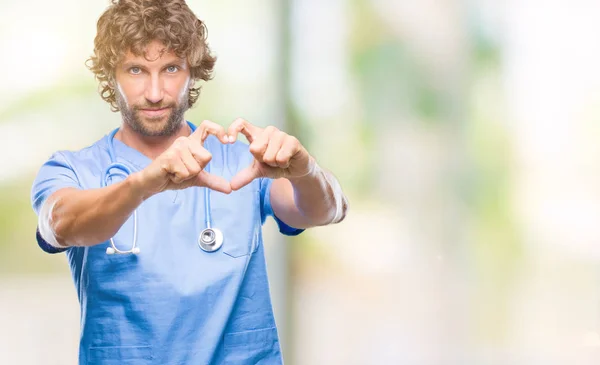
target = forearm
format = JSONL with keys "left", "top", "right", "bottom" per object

{"left": 40, "top": 173, "right": 146, "bottom": 247}
{"left": 288, "top": 162, "right": 349, "bottom": 226}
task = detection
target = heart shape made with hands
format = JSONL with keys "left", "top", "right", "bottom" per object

{"left": 188, "top": 118, "right": 314, "bottom": 193}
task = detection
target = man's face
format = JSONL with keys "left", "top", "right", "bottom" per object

{"left": 114, "top": 40, "right": 192, "bottom": 137}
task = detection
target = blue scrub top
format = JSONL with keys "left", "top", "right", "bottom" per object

{"left": 31, "top": 124, "right": 303, "bottom": 364}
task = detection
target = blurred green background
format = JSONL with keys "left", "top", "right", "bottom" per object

{"left": 3, "top": 0, "right": 600, "bottom": 364}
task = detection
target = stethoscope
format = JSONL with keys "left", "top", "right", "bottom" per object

{"left": 103, "top": 122, "right": 224, "bottom": 255}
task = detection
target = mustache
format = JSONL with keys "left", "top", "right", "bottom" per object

{"left": 134, "top": 103, "right": 174, "bottom": 110}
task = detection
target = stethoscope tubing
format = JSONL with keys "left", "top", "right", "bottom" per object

{"left": 103, "top": 122, "right": 221, "bottom": 254}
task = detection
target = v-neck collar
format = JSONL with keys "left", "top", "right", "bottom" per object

{"left": 112, "top": 137, "right": 152, "bottom": 170}
{"left": 107, "top": 121, "right": 198, "bottom": 170}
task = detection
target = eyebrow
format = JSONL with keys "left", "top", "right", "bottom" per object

{"left": 121, "top": 60, "right": 186, "bottom": 70}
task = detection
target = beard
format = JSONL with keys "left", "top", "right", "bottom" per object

{"left": 115, "top": 85, "right": 190, "bottom": 137}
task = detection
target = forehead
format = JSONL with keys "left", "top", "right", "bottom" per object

{"left": 121, "top": 40, "right": 183, "bottom": 65}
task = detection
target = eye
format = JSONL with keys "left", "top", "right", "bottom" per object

{"left": 129, "top": 67, "right": 142, "bottom": 75}
{"left": 166, "top": 65, "right": 179, "bottom": 73}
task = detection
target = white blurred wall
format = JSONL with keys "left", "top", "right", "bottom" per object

{"left": 4, "top": 0, "right": 600, "bottom": 364}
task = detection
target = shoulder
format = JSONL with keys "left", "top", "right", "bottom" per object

{"left": 66, "top": 134, "right": 110, "bottom": 161}
{"left": 48, "top": 134, "right": 110, "bottom": 167}
{"left": 31, "top": 134, "right": 112, "bottom": 212}
{"left": 35, "top": 133, "right": 112, "bottom": 187}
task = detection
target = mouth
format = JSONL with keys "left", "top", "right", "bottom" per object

{"left": 139, "top": 107, "right": 171, "bottom": 118}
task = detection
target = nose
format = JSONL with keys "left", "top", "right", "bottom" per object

{"left": 144, "top": 74, "right": 164, "bottom": 104}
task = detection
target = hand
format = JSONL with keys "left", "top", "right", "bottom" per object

{"left": 132, "top": 120, "right": 232, "bottom": 198}
{"left": 227, "top": 118, "right": 314, "bottom": 191}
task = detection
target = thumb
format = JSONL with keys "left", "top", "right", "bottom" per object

{"left": 230, "top": 165, "right": 261, "bottom": 191}
{"left": 194, "top": 171, "right": 232, "bottom": 194}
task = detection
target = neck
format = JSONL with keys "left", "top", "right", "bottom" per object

{"left": 114, "top": 121, "right": 191, "bottom": 160}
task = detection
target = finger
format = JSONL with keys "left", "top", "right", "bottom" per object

{"left": 248, "top": 126, "right": 277, "bottom": 163}
{"left": 262, "top": 131, "right": 285, "bottom": 167}
{"left": 179, "top": 147, "right": 202, "bottom": 177}
{"left": 187, "top": 139, "right": 212, "bottom": 169}
{"left": 230, "top": 165, "right": 261, "bottom": 191}
{"left": 190, "top": 120, "right": 229, "bottom": 145}
{"left": 195, "top": 170, "right": 232, "bottom": 194}
{"left": 274, "top": 141, "right": 296, "bottom": 169}
{"left": 166, "top": 157, "right": 191, "bottom": 184}
{"left": 227, "top": 118, "right": 262, "bottom": 144}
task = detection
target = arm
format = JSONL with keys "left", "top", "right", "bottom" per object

{"left": 40, "top": 178, "right": 145, "bottom": 247}
{"left": 39, "top": 121, "right": 232, "bottom": 248}
{"left": 226, "top": 118, "right": 349, "bottom": 229}
{"left": 270, "top": 163, "right": 348, "bottom": 229}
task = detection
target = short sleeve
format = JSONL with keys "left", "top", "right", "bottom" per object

{"left": 259, "top": 178, "right": 304, "bottom": 236}
{"left": 31, "top": 152, "right": 81, "bottom": 253}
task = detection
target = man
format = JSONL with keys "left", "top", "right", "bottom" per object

{"left": 30, "top": 0, "right": 348, "bottom": 363}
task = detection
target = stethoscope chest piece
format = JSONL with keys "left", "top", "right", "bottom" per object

{"left": 103, "top": 123, "right": 224, "bottom": 257}
{"left": 198, "top": 227, "right": 224, "bottom": 252}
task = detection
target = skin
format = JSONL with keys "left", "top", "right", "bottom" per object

{"left": 44, "top": 40, "right": 347, "bottom": 247}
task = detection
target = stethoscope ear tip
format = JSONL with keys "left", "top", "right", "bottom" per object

{"left": 106, "top": 247, "right": 116, "bottom": 255}
{"left": 132, "top": 247, "right": 141, "bottom": 254}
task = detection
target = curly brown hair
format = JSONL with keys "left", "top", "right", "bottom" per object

{"left": 86, "top": 0, "right": 216, "bottom": 111}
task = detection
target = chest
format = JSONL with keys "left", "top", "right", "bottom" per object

{"left": 80, "top": 178, "right": 262, "bottom": 298}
